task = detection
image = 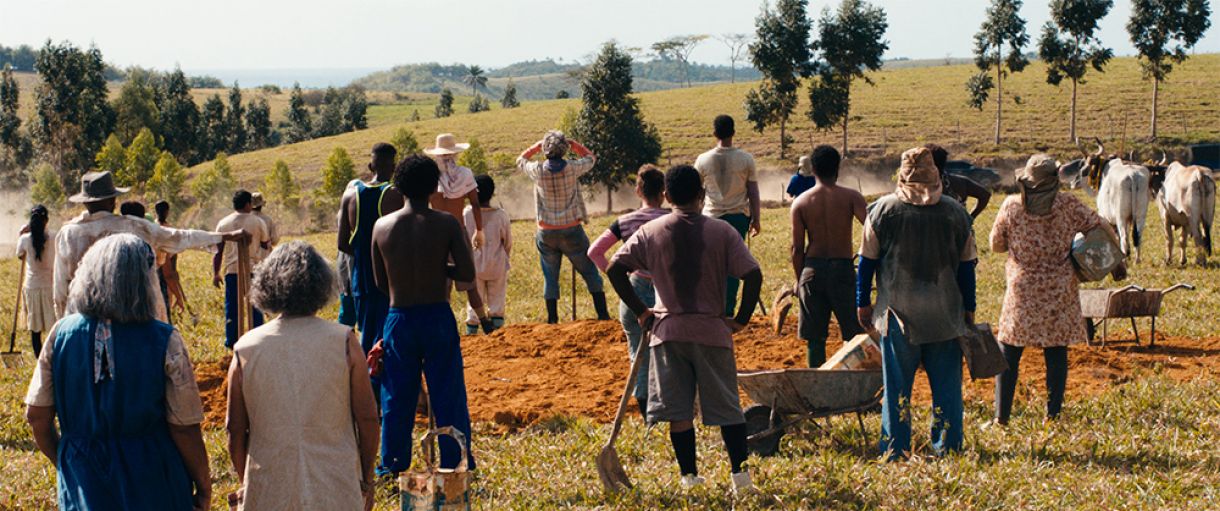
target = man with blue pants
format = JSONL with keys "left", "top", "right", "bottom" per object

{"left": 856, "top": 147, "right": 978, "bottom": 461}
{"left": 214, "top": 190, "right": 270, "bottom": 348}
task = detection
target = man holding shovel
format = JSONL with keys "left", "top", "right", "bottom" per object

{"left": 214, "top": 190, "right": 271, "bottom": 349}
{"left": 607, "top": 164, "right": 763, "bottom": 493}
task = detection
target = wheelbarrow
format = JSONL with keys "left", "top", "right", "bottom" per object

{"left": 737, "top": 368, "right": 883, "bottom": 456}
{"left": 1079, "top": 283, "right": 1194, "bottom": 347}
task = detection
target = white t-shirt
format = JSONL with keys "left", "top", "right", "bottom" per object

{"left": 694, "top": 146, "right": 758, "bottom": 217}
{"left": 17, "top": 232, "right": 56, "bottom": 290}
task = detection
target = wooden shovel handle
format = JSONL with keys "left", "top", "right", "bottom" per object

{"left": 605, "top": 323, "right": 650, "bottom": 446}
{"left": 236, "top": 241, "right": 252, "bottom": 337}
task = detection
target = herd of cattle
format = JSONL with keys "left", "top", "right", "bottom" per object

{"left": 1056, "top": 140, "right": 1216, "bottom": 266}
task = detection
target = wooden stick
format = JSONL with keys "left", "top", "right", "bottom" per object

{"left": 236, "top": 240, "right": 252, "bottom": 338}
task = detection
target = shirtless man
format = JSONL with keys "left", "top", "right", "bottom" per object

{"left": 425, "top": 133, "right": 494, "bottom": 333}
{"left": 370, "top": 154, "right": 475, "bottom": 476}
{"left": 789, "top": 145, "right": 868, "bottom": 367}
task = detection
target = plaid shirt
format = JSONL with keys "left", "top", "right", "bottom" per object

{"left": 517, "top": 156, "right": 596, "bottom": 228}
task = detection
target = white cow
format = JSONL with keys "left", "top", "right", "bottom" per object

{"left": 1156, "top": 162, "right": 1216, "bottom": 266}
{"left": 1095, "top": 159, "right": 1152, "bottom": 263}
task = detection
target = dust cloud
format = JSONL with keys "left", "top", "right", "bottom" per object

{"left": 0, "top": 189, "right": 31, "bottom": 257}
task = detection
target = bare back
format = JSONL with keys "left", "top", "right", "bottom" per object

{"left": 791, "top": 183, "right": 867, "bottom": 260}
{"left": 370, "top": 205, "right": 474, "bottom": 308}
{"left": 430, "top": 192, "right": 467, "bottom": 228}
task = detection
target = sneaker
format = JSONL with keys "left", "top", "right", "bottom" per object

{"left": 731, "top": 471, "right": 755, "bottom": 495}
{"left": 679, "top": 474, "right": 705, "bottom": 488}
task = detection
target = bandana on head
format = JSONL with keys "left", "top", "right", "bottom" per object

{"left": 798, "top": 155, "right": 814, "bottom": 177}
{"left": 895, "top": 147, "right": 942, "bottom": 206}
{"left": 1018, "top": 153, "right": 1060, "bottom": 216}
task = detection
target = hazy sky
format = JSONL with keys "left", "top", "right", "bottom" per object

{"left": 2, "top": 0, "right": 1217, "bottom": 71}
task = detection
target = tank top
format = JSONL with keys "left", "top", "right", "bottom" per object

{"left": 349, "top": 180, "right": 390, "bottom": 298}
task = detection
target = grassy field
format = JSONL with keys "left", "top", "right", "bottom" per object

{"left": 2, "top": 187, "right": 1220, "bottom": 509}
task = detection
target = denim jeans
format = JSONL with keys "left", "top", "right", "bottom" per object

{"left": 535, "top": 225, "right": 604, "bottom": 300}
{"left": 716, "top": 213, "right": 751, "bottom": 317}
{"left": 618, "top": 274, "right": 656, "bottom": 402}
{"left": 879, "top": 314, "right": 963, "bottom": 460}
{"left": 224, "top": 273, "right": 264, "bottom": 348}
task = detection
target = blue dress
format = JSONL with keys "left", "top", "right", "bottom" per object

{"left": 51, "top": 313, "right": 192, "bottom": 511}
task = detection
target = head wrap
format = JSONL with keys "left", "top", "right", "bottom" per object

{"left": 1018, "top": 153, "right": 1060, "bottom": 216}
{"left": 895, "top": 147, "right": 942, "bottom": 206}
{"left": 798, "top": 155, "right": 814, "bottom": 177}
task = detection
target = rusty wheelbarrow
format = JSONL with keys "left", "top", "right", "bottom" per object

{"left": 1079, "top": 283, "right": 1194, "bottom": 347}
{"left": 737, "top": 368, "right": 882, "bottom": 456}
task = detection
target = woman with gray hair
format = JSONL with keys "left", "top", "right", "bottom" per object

{"left": 226, "top": 241, "right": 379, "bottom": 511}
{"left": 24, "top": 233, "right": 211, "bottom": 510}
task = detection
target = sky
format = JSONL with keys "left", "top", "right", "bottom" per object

{"left": 2, "top": 0, "right": 1217, "bottom": 73}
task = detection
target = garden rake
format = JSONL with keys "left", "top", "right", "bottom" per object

{"left": 596, "top": 322, "right": 650, "bottom": 493}
{"left": 2, "top": 259, "right": 26, "bottom": 368}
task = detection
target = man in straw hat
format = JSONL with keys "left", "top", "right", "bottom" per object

{"left": 54, "top": 171, "right": 248, "bottom": 317}
{"left": 250, "top": 192, "right": 279, "bottom": 260}
{"left": 425, "top": 133, "right": 496, "bottom": 334}
{"left": 855, "top": 147, "right": 978, "bottom": 461}
{"left": 516, "top": 130, "right": 612, "bottom": 323}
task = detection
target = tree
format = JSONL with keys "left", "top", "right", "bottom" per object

{"left": 122, "top": 127, "right": 159, "bottom": 189}
{"left": 342, "top": 86, "right": 368, "bottom": 131}
{"left": 246, "top": 98, "right": 272, "bottom": 150}
{"left": 198, "top": 94, "right": 227, "bottom": 161}
{"left": 29, "top": 41, "right": 114, "bottom": 190}
{"left": 457, "top": 138, "right": 488, "bottom": 175}
{"left": 435, "top": 88, "right": 454, "bottom": 118}
{"left": 807, "top": 0, "right": 889, "bottom": 155}
{"left": 717, "top": 33, "right": 754, "bottom": 83}
{"left": 147, "top": 150, "right": 186, "bottom": 206}
{"left": 112, "top": 67, "right": 160, "bottom": 145}
{"left": 318, "top": 146, "right": 356, "bottom": 199}
{"left": 390, "top": 127, "right": 420, "bottom": 157}
{"left": 314, "top": 102, "right": 344, "bottom": 138}
{"left": 263, "top": 159, "right": 300, "bottom": 209}
{"left": 286, "top": 83, "right": 313, "bottom": 143}
{"left": 1128, "top": 0, "right": 1212, "bottom": 139}
{"left": 651, "top": 35, "right": 710, "bottom": 87}
{"left": 746, "top": 0, "right": 814, "bottom": 159}
{"left": 30, "top": 163, "right": 65, "bottom": 210}
{"left": 1038, "top": 0, "right": 1114, "bottom": 142}
{"left": 572, "top": 42, "right": 663, "bottom": 213}
{"left": 968, "top": 0, "right": 1030, "bottom": 144}
{"left": 501, "top": 80, "right": 520, "bottom": 108}
{"left": 463, "top": 65, "right": 488, "bottom": 96}
{"left": 468, "top": 94, "right": 491, "bottom": 113}
{"left": 0, "top": 64, "right": 20, "bottom": 150}
{"left": 227, "top": 83, "right": 247, "bottom": 153}
{"left": 95, "top": 133, "right": 126, "bottom": 174}
{"left": 191, "top": 151, "right": 236, "bottom": 206}
{"left": 157, "top": 68, "right": 199, "bottom": 164}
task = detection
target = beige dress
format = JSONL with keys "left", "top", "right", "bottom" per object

{"left": 17, "top": 232, "right": 58, "bottom": 333}
{"left": 234, "top": 316, "right": 363, "bottom": 511}
{"left": 990, "top": 194, "right": 1102, "bottom": 347}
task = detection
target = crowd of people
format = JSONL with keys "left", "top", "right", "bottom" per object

{"left": 17, "top": 113, "right": 1130, "bottom": 509}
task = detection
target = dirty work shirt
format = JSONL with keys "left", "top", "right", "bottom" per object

{"left": 610, "top": 211, "right": 760, "bottom": 348}
{"left": 694, "top": 146, "right": 757, "bottom": 217}
{"left": 252, "top": 210, "right": 279, "bottom": 259}
{"left": 215, "top": 212, "right": 270, "bottom": 275}
{"left": 859, "top": 194, "right": 976, "bottom": 344}
{"left": 517, "top": 156, "right": 596, "bottom": 228}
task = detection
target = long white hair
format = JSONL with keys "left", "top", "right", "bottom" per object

{"left": 67, "top": 233, "right": 164, "bottom": 323}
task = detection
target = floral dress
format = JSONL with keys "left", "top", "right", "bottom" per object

{"left": 990, "top": 193, "right": 1102, "bottom": 347}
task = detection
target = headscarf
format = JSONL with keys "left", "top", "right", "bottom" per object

{"left": 798, "top": 155, "right": 814, "bottom": 177}
{"left": 895, "top": 147, "right": 942, "bottom": 206}
{"left": 1018, "top": 153, "right": 1060, "bottom": 216}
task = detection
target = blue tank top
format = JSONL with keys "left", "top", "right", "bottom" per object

{"left": 350, "top": 180, "right": 390, "bottom": 297}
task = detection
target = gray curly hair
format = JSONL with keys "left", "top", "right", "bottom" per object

{"left": 250, "top": 241, "right": 337, "bottom": 316}
{"left": 67, "top": 233, "right": 164, "bottom": 324}
{"left": 542, "top": 130, "right": 570, "bottom": 160}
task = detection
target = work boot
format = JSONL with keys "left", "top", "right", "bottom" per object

{"left": 546, "top": 299, "right": 559, "bottom": 324}
{"left": 464, "top": 324, "right": 479, "bottom": 336}
{"left": 480, "top": 318, "right": 497, "bottom": 334}
{"left": 591, "top": 292, "right": 611, "bottom": 321}
{"left": 491, "top": 316, "right": 505, "bottom": 329}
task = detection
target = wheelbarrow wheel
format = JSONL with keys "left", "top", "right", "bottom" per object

{"left": 744, "top": 404, "right": 784, "bottom": 457}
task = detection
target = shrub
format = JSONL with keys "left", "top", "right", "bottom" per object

{"left": 264, "top": 159, "right": 300, "bottom": 209}
{"left": 390, "top": 127, "right": 421, "bottom": 158}
{"left": 147, "top": 151, "right": 186, "bottom": 207}
{"left": 458, "top": 138, "right": 488, "bottom": 175}
{"left": 317, "top": 146, "right": 355, "bottom": 199}
{"left": 29, "top": 163, "right": 64, "bottom": 211}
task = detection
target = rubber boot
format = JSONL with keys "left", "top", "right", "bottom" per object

{"left": 491, "top": 317, "right": 505, "bottom": 330}
{"left": 546, "top": 299, "right": 559, "bottom": 324}
{"left": 464, "top": 324, "right": 479, "bottom": 336}
{"left": 480, "top": 317, "right": 496, "bottom": 334}
{"left": 592, "top": 292, "right": 611, "bottom": 321}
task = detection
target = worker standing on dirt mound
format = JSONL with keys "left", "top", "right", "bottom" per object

{"left": 607, "top": 164, "right": 763, "bottom": 493}
{"left": 856, "top": 147, "right": 977, "bottom": 461}
{"left": 516, "top": 130, "right": 611, "bottom": 323}
{"left": 463, "top": 174, "right": 512, "bottom": 334}
{"left": 694, "top": 114, "right": 761, "bottom": 317}
{"left": 789, "top": 146, "right": 867, "bottom": 367}
{"left": 588, "top": 164, "right": 670, "bottom": 418}
{"left": 370, "top": 155, "right": 476, "bottom": 475}
{"left": 214, "top": 190, "right": 271, "bottom": 349}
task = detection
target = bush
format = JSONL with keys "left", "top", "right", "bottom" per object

{"left": 94, "top": 134, "right": 125, "bottom": 175}
{"left": 458, "top": 138, "right": 488, "bottom": 175}
{"left": 147, "top": 151, "right": 186, "bottom": 207}
{"left": 122, "top": 127, "right": 159, "bottom": 190}
{"left": 468, "top": 94, "right": 491, "bottom": 113}
{"left": 29, "top": 163, "right": 64, "bottom": 211}
{"left": 489, "top": 153, "right": 517, "bottom": 172}
{"left": 435, "top": 89, "right": 454, "bottom": 118}
{"left": 317, "top": 146, "right": 355, "bottom": 199}
{"left": 264, "top": 159, "right": 300, "bottom": 209}
{"left": 191, "top": 152, "right": 237, "bottom": 208}
{"left": 391, "top": 127, "right": 421, "bottom": 158}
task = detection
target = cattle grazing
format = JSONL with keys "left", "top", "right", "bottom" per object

{"left": 1059, "top": 139, "right": 1152, "bottom": 263}
{"left": 1156, "top": 162, "right": 1216, "bottom": 266}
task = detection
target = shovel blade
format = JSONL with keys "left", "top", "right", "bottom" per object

{"left": 596, "top": 445, "right": 632, "bottom": 493}
{"left": 2, "top": 352, "right": 26, "bottom": 369}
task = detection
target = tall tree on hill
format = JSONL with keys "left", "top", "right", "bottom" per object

{"left": 435, "top": 88, "right": 454, "bottom": 118}
{"left": 112, "top": 67, "right": 160, "bottom": 145}
{"left": 318, "top": 146, "right": 356, "bottom": 199}
{"left": 199, "top": 94, "right": 228, "bottom": 161}
{"left": 314, "top": 101, "right": 344, "bottom": 138}
{"left": 717, "top": 33, "right": 754, "bottom": 83}
{"left": 463, "top": 65, "right": 488, "bottom": 96}
{"left": 0, "top": 64, "right": 24, "bottom": 159}
{"left": 342, "top": 86, "right": 368, "bottom": 131}
{"left": 147, "top": 150, "right": 186, "bottom": 207}
{"left": 29, "top": 41, "right": 114, "bottom": 189}
{"left": 968, "top": 0, "right": 1030, "bottom": 144}
{"left": 264, "top": 159, "right": 300, "bottom": 209}
{"left": 807, "top": 0, "right": 888, "bottom": 156}
{"left": 227, "top": 83, "right": 247, "bottom": 153}
{"left": 245, "top": 98, "right": 272, "bottom": 150}
{"left": 651, "top": 34, "right": 709, "bottom": 87}
{"left": 501, "top": 79, "right": 520, "bottom": 108}
{"left": 572, "top": 41, "right": 663, "bottom": 213}
{"left": 745, "top": 0, "right": 814, "bottom": 160}
{"left": 157, "top": 68, "right": 200, "bottom": 164}
{"left": 286, "top": 83, "right": 312, "bottom": 143}
{"left": 1038, "top": 0, "right": 1114, "bottom": 142}
{"left": 1127, "top": 0, "right": 1212, "bottom": 139}
{"left": 122, "top": 127, "right": 159, "bottom": 190}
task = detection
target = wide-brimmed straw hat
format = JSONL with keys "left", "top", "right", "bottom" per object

{"left": 424, "top": 133, "right": 470, "bottom": 156}
{"left": 251, "top": 192, "right": 266, "bottom": 208}
{"left": 69, "top": 171, "right": 130, "bottom": 204}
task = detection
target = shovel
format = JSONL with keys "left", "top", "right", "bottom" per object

{"left": 2, "top": 259, "right": 26, "bottom": 368}
{"left": 235, "top": 239, "right": 253, "bottom": 338}
{"left": 571, "top": 265, "right": 577, "bottom": 321}
{"left": 596, "top": 321, "right": 650, "bottom": 493}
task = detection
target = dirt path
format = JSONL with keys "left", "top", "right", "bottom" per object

{"left": 195, "top": 319, "right": 1220, "bottom": 431}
